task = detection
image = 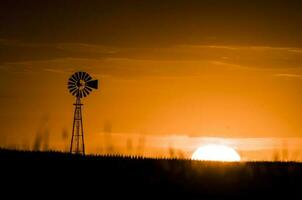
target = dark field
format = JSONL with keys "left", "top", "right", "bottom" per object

{"left": 1, "top": 149, "right": 302, "bottom": 199}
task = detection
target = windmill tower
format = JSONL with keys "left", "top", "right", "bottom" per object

{"left": 67, "top": 71, "right": 98, "bottom": 155}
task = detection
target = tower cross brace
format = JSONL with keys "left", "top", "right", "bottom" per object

{"left": 70, "top": 97, "right": 85, "bottom": 154}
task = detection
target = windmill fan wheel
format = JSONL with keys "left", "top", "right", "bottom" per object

{"left": 67, "top": 71, "right": 98, "bottom": 98}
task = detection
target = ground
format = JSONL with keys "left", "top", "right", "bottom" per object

{"left": 1, "top": 149, "right": 301, "bottom": 199}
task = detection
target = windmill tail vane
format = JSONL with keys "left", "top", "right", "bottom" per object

{"left": 67, "top": 71, "right": 98, "bottom": 155}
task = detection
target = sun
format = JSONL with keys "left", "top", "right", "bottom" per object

{"left": 191, "top": 144, "right": 241, "bottom": 162}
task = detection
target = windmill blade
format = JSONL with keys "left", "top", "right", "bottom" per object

{"left": 78, "top": 72, "right": 83, "bottom": 80}
{"left": 75, "top": 72, "right": 81, "bottom": 80}
{"left": 86, "top": 80, "right": 98, "bottom": 89}
{"left": 72, "top": 74, "right": 78, "bottom": 81}
{"left": 83, "top": 87, "right": 91, "bottom": 95}
{"left": 68, "top": 85, "right": 76, "bottom": 90}
{"left": 68, "top": 81, "right": 76, "bottom": 86}
{"left": 69, "top": 87, "right": 77, "bottom": 94}
{"left": 68, "top": 76, "right": 76, "bottom": 82}
{"left": 83, "top": 72, "right": 90, "bottom": 81}
{"left": 69, "top": 76, "right": 76, "bottom": 83}
{"left": 82, "top": 89, "right": 88, "bottom": 97}
{"left": 70, "top": 76, "right": 76, "bottom": 82}
{"left": 85, "top": 74, "right": 92, "bottom": 81}
{"left": 83, "top": 88, "right": 91, "bottom": 97}
{"left": 85, "top": 86, "right": 92, "bottom": 92}
{"left": 72, "top": 89, "right": 78, "bottom": 96}
{"left": 82, "top": 72, "right": 86, "bottom": 80}
{"left": 69, "top": 87, "right": 77, "bottom": 93}
{"left": 82, "top": 88, "right": 87, "bottom": 97}
{"left": 74, "top": 72, "right": 79, "bottom": 80}
{"left": 79, "top": 71, "right": 84, "bottom": 80}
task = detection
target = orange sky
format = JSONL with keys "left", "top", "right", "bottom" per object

{"left": 1, "top": 0, "right": 302, "bottom": 160}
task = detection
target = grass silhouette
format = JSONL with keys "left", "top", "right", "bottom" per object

{"left": 1, "top": 148, "right": 302, "bottom": 199}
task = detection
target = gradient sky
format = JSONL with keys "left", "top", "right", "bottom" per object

{"left": 1, "top": 0, "right": 302, "bottom": 160}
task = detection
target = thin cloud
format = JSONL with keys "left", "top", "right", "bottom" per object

{"left": 288, "top": 49, "right": 302, "bottom": 54}
{"left": 176, "top": 45, "right": 239, "bottom": 50}
{"left": 2, "top": 40, "right": 302, "bottom": 76}
{"left": 43, "top": 68, "right": 71, "bottom": 74}
{"left": 273, "top": 73, "right": 302, "bottom": 79}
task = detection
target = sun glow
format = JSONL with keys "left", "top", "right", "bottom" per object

{"left": 191, "top": 144, "right": 241, "bottom": 162}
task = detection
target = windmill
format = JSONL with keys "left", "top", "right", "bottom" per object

{"left": 67, "top": 71, "right": 98, "bottom": 155}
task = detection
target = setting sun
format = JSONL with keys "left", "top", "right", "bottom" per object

{"left": 191, "top": 144, "right": 241, "bottom": 162}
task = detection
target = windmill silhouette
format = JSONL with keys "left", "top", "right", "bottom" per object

{"left": 67, "top": 71, "right": 98, "bottom": 154}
